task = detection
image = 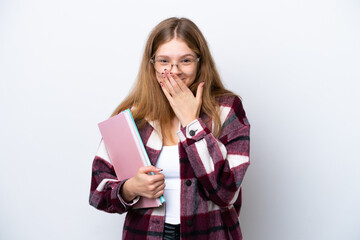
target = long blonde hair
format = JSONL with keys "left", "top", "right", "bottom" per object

{"left": 111, "top": 17, "right": 237, "bottom": 142}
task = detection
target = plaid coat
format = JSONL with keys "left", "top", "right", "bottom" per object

{"left": 89, "top": 95, "right": 250, "bottom": 240}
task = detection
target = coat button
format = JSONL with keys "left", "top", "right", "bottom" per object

{"left": 186, "top": 220, "right": 192, "bottom": 226}
{"left": 186, "top": 180, "right": 192, "bottom": 186}
{"left": 189, "top": 130, "right": 196, "bottom": 136}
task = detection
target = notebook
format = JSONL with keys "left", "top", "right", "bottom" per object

{"left": 98, "top": 109, "right": 165, "bottom": 209}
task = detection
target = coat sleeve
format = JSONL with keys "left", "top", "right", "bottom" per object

{"left": 89, "top": 139, "right": 140, "bottom": 214}
{"left": 176, "top": 96, "right": 250, "bottom": 208}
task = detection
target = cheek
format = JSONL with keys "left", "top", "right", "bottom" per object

{"left": 186, "top": 72, "right": 197, "bottom": 85}
{"left": 185, "top": 77, "right": 195, "bottom": 87}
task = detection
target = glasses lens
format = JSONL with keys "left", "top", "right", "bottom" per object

{"left": 179, "top": 57, "right": 197, "bottom": 68}
{"left": 153, "top": 57, "right": 198, "bottom": 73}
{"left": 154, "top": 57, "right": 169, "bottom": 72}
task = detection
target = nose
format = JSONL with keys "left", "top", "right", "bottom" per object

{"left": 170, "top": 64, "right": 181, "bottom": 74}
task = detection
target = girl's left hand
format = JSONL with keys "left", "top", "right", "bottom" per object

{"left": 160, "top": 70, "right": 205, "bottom": 127}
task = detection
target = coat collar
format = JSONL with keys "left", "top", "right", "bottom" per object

{"left": 144, "top": 119, "right": 163, "bottom": 151}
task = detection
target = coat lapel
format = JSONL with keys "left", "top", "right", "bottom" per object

{"left": 140, "top": 120, "right": 163, "bottom": 166}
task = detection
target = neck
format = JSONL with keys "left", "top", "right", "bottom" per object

{"left": 162, "top": 117, "right": 180, "bottom": 146}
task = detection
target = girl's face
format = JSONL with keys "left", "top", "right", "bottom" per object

{"left": 153, "top": 38, "right": 198, "bottom": 87}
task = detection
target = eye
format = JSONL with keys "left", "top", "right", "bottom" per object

{"left": 181, "top": 58, "right": 192, "bottom": 64}
{"left": 157, "top": 59, "right": 169, "bottom": 64}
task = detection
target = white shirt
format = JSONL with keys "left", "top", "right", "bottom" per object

{"left": 155, "top": 144, "right": 180, "bottom": 224}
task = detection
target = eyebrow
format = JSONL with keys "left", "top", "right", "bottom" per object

{"left": 155, "top": 54, "right": 196, "bottom": 58}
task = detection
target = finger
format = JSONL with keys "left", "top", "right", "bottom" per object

{"left": 150, "top": 172, "right": 165, "bottom": 180}
{"left": 196, "top": 81, "right": 205, "bottom": 103}
{"left": 163, "top": 72, "right": 177, "bottom": 95}
{"left": 153, "top": 183, "right": 166, "bottom": 197}
{"left": 154, "top": 190, "right": 165, "bottom": 199}
{"left": 164, "top": 69, "right": 182, "bottom": 93}
{"left": 167, "top": 72, "right": 182, "bottom": 93}
{"left": 147, "top": 179, "right": 164, "bottom": 190}
{"left": 154, "top": 183, "right": 166, "bottom": 194}
{"left": 159, "top": 72, "right": 171, "bottom": 93}
{"left": 148, "top": 188, "right": 165, "bottom": 199}
{"left": 170, "top": 72, "right": 188, "bottom": 92}
{"left": 146, "top": 180, "right": 164, "bottom": 195}
{"left": 139, "top": 165, "right": 162, "bottom": 174}
{"left": 160, "top": 81, "right": 173, "bottom": 101}
{"left": 142, "top": 192, "right": 159, "bottom": 199}
{"left": 148, "top": 179, "right": 165, "bottom": 189}
{"left": 152, "top": 182, "right": 166, "bottom": 192}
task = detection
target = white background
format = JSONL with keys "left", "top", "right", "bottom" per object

{"left": 1, "top": 0, "right": 359, "bottom": 239}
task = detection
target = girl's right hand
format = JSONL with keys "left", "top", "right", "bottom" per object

{"left": 120, "top": 165, "right": 165, "bottom": 202}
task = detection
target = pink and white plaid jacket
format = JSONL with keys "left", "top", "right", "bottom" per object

{"left": 89, "top": 95, "right": 250, "bottom": 240}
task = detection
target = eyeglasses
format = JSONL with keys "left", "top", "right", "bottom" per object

{"left": 150, "top": 56, "right": 200, "bottom": 73}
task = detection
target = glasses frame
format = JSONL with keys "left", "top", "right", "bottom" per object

{"left": 150, "top": 56, "right": 200, "bottom": 72}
